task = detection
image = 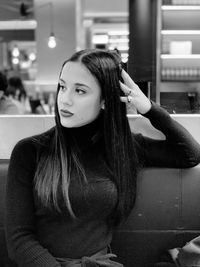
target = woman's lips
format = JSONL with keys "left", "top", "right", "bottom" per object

{"left": 60, "top": 109, "right": 74, "bottom": 117}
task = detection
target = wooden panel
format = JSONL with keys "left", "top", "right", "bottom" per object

{"left": 0, "top": 116, "right": 54, "bottom": 159}
{"left": 0, "top": 114, "right": 200, "bottom": 159}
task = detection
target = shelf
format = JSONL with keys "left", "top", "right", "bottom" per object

{"left": 162, "top": 5, "right": 200, "bottom": 10}
{"left": 0, "top": 20, "right": 37, "bottom": 30}
{"left": 161, "top": 78, "right": 200, "bottom": 82}
{"left": 157, "top": 0, "right": 200, "bottom": 110}
{"left": 162, "top": 30, "right": 200, "bottom": 35}
{"left": 161, "top": 54, "right": 200, "bottom": 59}
{"left": 162, "top": 7, "right": 200, "bottom": 30}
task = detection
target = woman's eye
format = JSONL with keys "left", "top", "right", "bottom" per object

{"left": 59, "top": 84, "right": 66, "bottom": 91}
{"left": 76, "top": 88, "right": 86, "bottom": 95}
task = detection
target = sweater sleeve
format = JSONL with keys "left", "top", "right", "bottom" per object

{"left": 134, "top": 101, "right": 200, "bottom": 168}
{"left": 5, "top": 138, "right": 61, "bottom": 267}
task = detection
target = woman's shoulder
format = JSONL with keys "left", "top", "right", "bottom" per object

{"left": 31, "top": 126, "right": 56, "bottom": 146}
{"left": 16, "top": 126, "right": 55, "bottom": 145}
{"left": 11, "top": 127, "right": 56, "bottom": 160}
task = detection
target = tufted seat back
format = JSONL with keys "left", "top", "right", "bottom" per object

{"left": 1, "top": 159, "right": 200, "bottom": 266}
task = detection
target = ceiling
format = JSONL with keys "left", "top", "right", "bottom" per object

{"left": 0, "top": 0, "right": 34, "bottom": 41}
{"left": 0, "top": 0, "right": 34, "bottom": 20}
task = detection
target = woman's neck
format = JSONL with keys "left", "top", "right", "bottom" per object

{"left": 63, "top": 113, "right": 104, "bottom": 149}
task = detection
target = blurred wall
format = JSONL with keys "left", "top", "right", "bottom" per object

{"left": 84, "top": 0, "right": 127, "bottom": 13}
{"left": 34, "top": 0, "right": 77, "bottom": 83}
{"left": 34, "top": 0, "right": 128, "bottom": 84}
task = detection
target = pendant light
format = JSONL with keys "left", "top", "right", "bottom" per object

{"left": 47, "top": 2, "right": 56, "bottom": 48}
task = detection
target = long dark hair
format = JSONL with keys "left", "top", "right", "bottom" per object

{"left": 34, "top": 49, "right": 139, "bottom": 225}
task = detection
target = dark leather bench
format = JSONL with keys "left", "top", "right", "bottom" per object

{"left": 112, "top": 165, "right": 200, "bottom": 266}
{"left": 1, "top": 159, "right": 200, "bottom": 267}
{"left": 0, "top": 160, "right": 9, "bottom": 267}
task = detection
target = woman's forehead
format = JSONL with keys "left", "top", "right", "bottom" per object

{"left": 60, "top": 61, "right": 100, "bottom": 89}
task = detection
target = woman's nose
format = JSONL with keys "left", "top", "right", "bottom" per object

{"left": 61, "top": 91, "right": 73, "bottom": 105}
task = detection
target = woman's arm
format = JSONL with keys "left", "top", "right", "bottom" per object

{"left": 134, "top": 102, "right": 200, "bottom": 168}
{"left": 120, "top": 70, "right": 200, "bottom": 168}
{"left": 5, "top": 139, "right": 61, "bottom": 267}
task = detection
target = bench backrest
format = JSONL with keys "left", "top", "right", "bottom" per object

{"left": 1, "top": 160, "right": 200, "bottom": 266}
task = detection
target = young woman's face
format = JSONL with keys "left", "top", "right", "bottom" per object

{"left": 57, "top": 61, "right": 104, "bottom": 128}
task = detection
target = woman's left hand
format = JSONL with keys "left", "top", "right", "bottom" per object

{"left": 120, "top": 69, "right": 151, "bottom": 114}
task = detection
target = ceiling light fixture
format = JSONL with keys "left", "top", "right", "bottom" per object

{"left": 12, "top": 45, "right": 20, "bottom": 57}
{"left": 48, "top": 33, "right": 57, "bottom": 48}
{"left": 47, "top": 2, "right": 56, "bottom": 49}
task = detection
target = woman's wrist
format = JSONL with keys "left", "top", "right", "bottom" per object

{"left": 138, "top": 99, "right": 152, "bottom": 115}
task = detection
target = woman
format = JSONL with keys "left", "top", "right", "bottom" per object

{"left": 0, "top": 72, "right": 22, "bottom": 115}
{"left": 6, "top": 76, "right": 30, "bottom": 114}
{"left": 7, "top": 76, "right": 27, "bottom": 102}
{"left": 5, "top": 49, "right": 200, "bottom": 267}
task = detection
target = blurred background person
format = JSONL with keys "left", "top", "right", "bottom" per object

{"left": 6, "top": 76, "right": 31, "bottom": 114}
{"left": 0, "top": 72, "right": 21, "bottom": 115}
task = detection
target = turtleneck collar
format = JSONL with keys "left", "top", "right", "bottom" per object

{"left": 62, "top": 112, "right": 104, "bottom": 150}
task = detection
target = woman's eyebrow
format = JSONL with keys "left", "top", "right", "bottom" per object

{"left": 59, "top": 80, "right": 91, "bottom": 89}
{"left": 59, "top": 78, "right": 66, "bottom": 84}
{"left": 75, "top": 83, "right": 91, "bottom": 89}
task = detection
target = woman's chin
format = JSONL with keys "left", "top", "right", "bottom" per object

{"left": 60, "top": 117, "right": 75, "bottom": 128}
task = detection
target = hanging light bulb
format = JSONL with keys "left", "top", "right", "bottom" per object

{"left": 48, "top": 32, "right": 57, "bottom": 48}
{"left": 12, "top": 45, "right": 20, "bottom": 57}
{"left": 12, "top": 57, "right": 19, "bottom": 65}
{"left": 47, "top": 3, "right": 57, "bottom": 49}
{"left": 29, "top": 52, "right": 36, "bottom": 61}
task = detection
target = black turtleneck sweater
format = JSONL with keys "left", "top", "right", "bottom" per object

{"left": 5, "top": 102, "right": 200, "bottom": 267}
